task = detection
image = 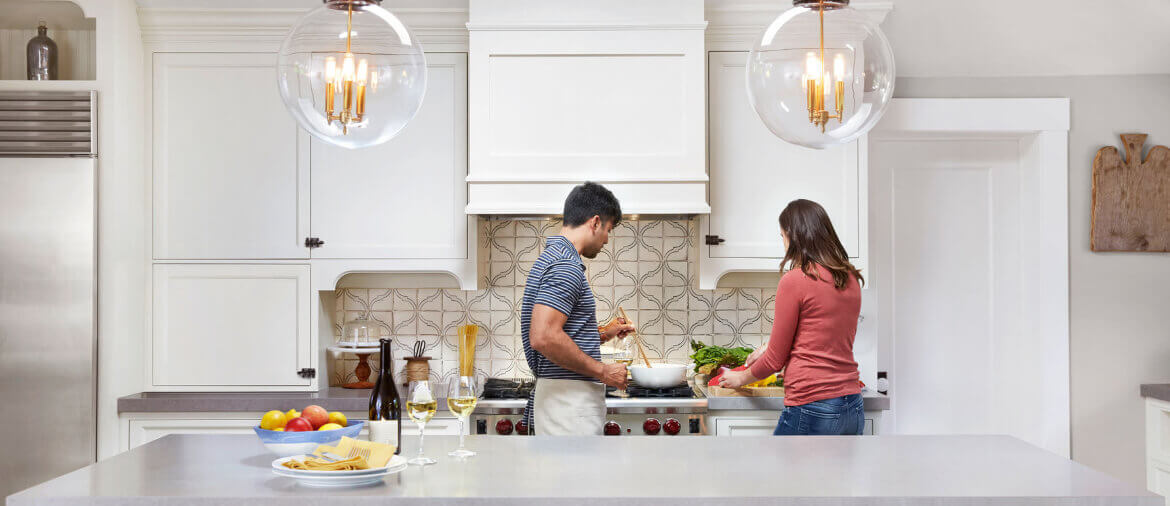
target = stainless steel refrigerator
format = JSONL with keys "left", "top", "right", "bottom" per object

{"left": 0, "top": 91, "right": 97, "bottom": 498}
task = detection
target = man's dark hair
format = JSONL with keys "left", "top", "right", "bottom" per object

{"left": 562, "top": 181, "right": 622, "bottom": 228}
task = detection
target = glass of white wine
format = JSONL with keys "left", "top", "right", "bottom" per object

{"left": 612, "top": 336, "right": 633, "bottom": 398}
{"left": 406, "top": 380, "right": 438, "bottom": 466}
{"left": 446, "top": 376, "right": 478, "bottom": 458}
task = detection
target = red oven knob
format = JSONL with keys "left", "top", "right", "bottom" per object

{"left": 642, "top": 418, "right": 661, "bottom": 435}
{"left": 603, "top": 421, "right": 621, "bottom": 436}
{"left": 663, "top": 418, "right": 681, "bottom": 435}
{"left": 496, "top": 418, "right": 514, "bottom": 435}
{"left": 516, "top": 419, "right": 529, "bottom": 435}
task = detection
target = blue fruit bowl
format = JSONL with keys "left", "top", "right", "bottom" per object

{"left": 253, "top": 420, "right": 365, "bottom": 457}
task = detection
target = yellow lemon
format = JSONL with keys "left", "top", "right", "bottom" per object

{"left": 318, "top": 423, "right": 343, "bottom": 431}
{"left": 327, "top": 412, "right": 347, "bottom": 426}
{"left": 285, "top": 409, "right": 300, "bottom": 420}
{"left": 260, "top": 410, "right": 287, "bottom": 430}
{"left": 273, "top": 427, "right": 285, "bottom": 432}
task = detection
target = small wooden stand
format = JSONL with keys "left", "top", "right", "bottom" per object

{"left": 327, "top": 345, "right": 379, "bottom": 389}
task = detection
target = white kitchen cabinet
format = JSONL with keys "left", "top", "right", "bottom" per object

{"left": 309, "top": 53, "right": 470, "bottom": 260}
{"left": 150, "top": 264, "right": 311, "bottom": 390}
{"left": 464, "top": 0, "right": 709, "bottom": 214}
{"left": 126, "top": 418, "right": 258, "bottom": 450}
{"left": 151, "top": 52, "right": 308, "bottom": 260}
{"left": 120, "top": 412, "right": 464, "bottom": 452}
{"left": 700, "top": 51, "right": 866, "bottom": 289}
{"left": 712, "top": 417, "right": 778, "bottom": 437}
{"left": 1146, "top": 397, "right": 1170, "bottom": 503}
{"left": 710, "top": 411, "right": 879, "bottom": 436}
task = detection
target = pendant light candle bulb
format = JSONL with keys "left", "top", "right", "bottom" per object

{"left": 833, "top": 54, "right": 845, "bottom": 82}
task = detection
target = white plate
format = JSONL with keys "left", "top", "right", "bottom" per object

{"left": 271, "top": 455, "right": 408, "bottom": 487}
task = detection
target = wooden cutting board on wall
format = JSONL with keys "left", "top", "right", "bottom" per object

{"left": 1091, "top": 134, "right": 1170, "bottom": 252}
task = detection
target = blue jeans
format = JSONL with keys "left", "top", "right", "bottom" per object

{"left": 774, "top": 394, "right": 864, "bottom": 435}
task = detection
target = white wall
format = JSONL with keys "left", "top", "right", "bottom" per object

{"left": 881, "top": 0, "right": 1170, "bottom": 77}
{"left": 896, "top": 74, "right": 1170, "bottom": 487}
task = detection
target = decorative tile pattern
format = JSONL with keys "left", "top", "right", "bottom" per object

{"left": 328, "top": 218, "right": 775, "bottom": 386}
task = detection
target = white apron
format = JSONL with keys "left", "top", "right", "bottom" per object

{"left": 533, "top": 378, "right": 606, "bottom": 436}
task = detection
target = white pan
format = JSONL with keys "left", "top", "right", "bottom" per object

{"left": 629, "top": 363, "right": 688, "bottom": 389}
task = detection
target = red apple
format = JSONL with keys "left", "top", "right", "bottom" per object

{"left": 302, "top": 405, "right": 329, "bottom": 429}
{"left": 285, "top": 416, "right": 314, "bottom": 432}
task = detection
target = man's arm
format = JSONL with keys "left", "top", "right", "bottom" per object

{"left": 530, "top": 304, "right": 627, "bottom": 389}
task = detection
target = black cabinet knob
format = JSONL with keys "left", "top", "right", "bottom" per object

{"left": 305, "top": 237, "right": 324, "bottom": 248}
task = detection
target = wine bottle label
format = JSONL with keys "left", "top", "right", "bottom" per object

{"left": 368, "top": 419, "right": 399, "bottom": 446}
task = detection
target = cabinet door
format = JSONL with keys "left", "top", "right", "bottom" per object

{"left": 128, "top": 418, "right": 258, "bottom": 450}
{"left": 310, "top": 53, "right": 468, "bottom": 259}
{"left": 713, "top": 417, "right": 778, "bottom": 437}
{"left": 152, "top": 52, "right": 308, "bottom": 260}
{"left": 151, "top": 264, "right": 311, "bottom": 389}
{"left": 706, "top": 51, "right": 861, "bottom": 260}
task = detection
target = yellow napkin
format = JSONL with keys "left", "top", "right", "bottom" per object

{"left": 313, "top": 436, "right": 396, "bottom": 468}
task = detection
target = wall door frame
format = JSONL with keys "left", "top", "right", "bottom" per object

{"left": 870, "top": 98, "right": 1070, "bottom": 457}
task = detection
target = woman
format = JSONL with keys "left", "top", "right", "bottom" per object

{"left": 718, "top": 199, "right": 864, "bottom": 435}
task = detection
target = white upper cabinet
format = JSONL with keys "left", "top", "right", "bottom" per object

{"left": 700, "top": 51, "right": 866, "bottom": 289}
{"left": 151, "top": 52, "right": 308, "bottom": 260}
{"left": 464, "top": 0, "right": 709, "bottom": 215}
{"left": 309, "top": 53, "right": 469, "bottom": 260}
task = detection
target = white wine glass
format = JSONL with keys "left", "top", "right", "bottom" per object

{"left": 446, "top": 376, "right": 478, "bottom": 458}
{"left": 406, "top": 380, "right": 437, "bottom": 466}
{"left": 612, "top": 336, "right": 633, "bottom": 398}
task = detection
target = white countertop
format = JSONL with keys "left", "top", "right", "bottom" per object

{"left": 7, "top": 434, "right": 1158, "bottom": 505}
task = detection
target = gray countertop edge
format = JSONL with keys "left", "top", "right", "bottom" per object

{"left": 117, "top": 388, "right": 891, "bottom": 414}
{"left": 706, "top": 392, "right": 890, "bottom": 412}
{"left": 1141, "top": 384, "right": 1170, "bottom": 403}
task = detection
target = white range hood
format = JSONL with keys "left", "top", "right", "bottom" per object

{"left": 464, "top": 0, "right": 710, "bottom": 215}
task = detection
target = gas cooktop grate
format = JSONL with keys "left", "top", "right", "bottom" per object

{"left": 608, "top": 382, "right": 698, "bottom": 399}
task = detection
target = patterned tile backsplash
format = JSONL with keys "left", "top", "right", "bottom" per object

{"left": 328, "top": 218, "right": 778, "bottom": 387}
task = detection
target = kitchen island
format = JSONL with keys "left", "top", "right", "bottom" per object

{"left": 8, "top": 434, "right": 1158, "bottom": 505}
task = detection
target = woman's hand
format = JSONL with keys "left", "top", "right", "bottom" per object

{"left": 718, "top": 368, "right": 759, "bottom": 389}
{"left": 744, "top": 345, "right": 767, "bottom": 367}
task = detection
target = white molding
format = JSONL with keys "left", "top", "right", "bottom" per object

{"left": 466, "top": 23, "right": 708, "bottom": 31}
{"left": 868, "top": 97, "right": 1071, "bottom": 458}
{"left": 871, "top": 98, "right": 1071, "bottom": 135}
{"left": 311, "top": 257, "right": 479, "bottom": 292}
{"left": 137, "top": 6, "right": 470, "bottom": 50}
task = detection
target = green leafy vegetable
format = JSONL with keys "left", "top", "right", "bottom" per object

{"left": 689, "top": 340, "right": 755, "bottom": 374}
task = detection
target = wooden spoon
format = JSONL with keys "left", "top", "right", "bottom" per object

{"left": 617, "top": 306, "right": 652, "bottom": 368}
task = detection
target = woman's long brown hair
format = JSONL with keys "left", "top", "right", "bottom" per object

{"left": 779, "top": 199, "right": 864, "bottom": 289}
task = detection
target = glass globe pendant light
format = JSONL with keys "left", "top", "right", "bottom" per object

{"left": 277, "top": 0, "right": 427, "bottom": 150}
{"left": 746, "top": 0, "right": 895, "bottom": 149}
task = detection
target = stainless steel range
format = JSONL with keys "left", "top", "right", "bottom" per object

{"left": 471, "top": 378, "right": 708, "bottom": 436}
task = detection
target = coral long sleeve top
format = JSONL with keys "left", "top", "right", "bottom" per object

{"left": 748, "top": 264, "right": 862, "bottom": 406}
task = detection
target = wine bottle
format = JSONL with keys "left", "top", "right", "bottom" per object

{"left": 369, "top": 338, "right": 402, "bottom": 454}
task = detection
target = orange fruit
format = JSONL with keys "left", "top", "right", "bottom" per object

{"left": 260, "top": 410, "right": 287, "bottom": 430}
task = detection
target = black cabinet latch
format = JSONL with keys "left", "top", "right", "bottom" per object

{"left": 705, "top": 235, "right": 726, "bottom": 245}
{"left": 297, "top": 368, "right": 316, "bottom": 379}
{"left": 304, "top": 237, "right": 324, "bottom": 248}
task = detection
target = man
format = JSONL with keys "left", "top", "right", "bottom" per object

{"left": 521, "top": 182, "right": 635, "bottom": 435}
